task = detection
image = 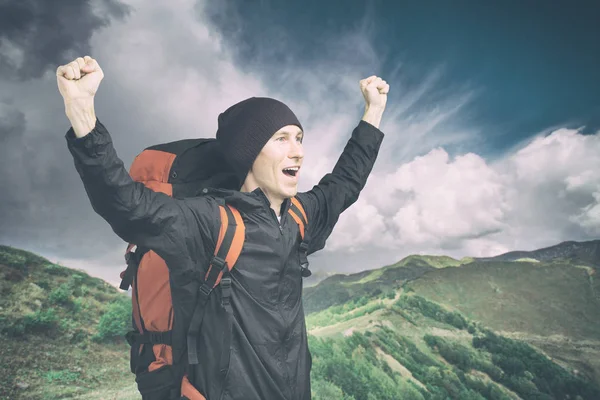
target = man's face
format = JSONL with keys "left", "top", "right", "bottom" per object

{"left": 246, "top": 124, "right": 304, "bottom": 203}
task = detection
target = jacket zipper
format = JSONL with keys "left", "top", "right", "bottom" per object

{"left": 255, "top": 190, "right": 296, "bottom": 396}
{"left": 269, "top": 208, "right": 283, "bottom": 234}
{"left": 268, "top": 206, "right": 296, "bottom": 396}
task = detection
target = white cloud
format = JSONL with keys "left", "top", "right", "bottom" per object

{"left": 325, "top": 197, "right": 394, "bottom": 252}
{"left": 325, "top": 126, "right": 600, "bottom": 258}
{"left": 570, "top": 191, "right": 600, "bottom": 235}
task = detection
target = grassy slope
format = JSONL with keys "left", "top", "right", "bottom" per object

{"left": 4, "top": 240, "right": 600, "bottom": 399}
{"left": 306, "top": 288, "right": 600, "bottom": 399}
{"left": 303, "top": 244, "right": 600, "bottom": 399}
{"left": 0, "top": 245, "right": 138, "bottom": 400}
{"left": 303, "top": 255, "right": 468, "bottom": 314}
{"left": 405, "top": 260, "right": 600, "bottom": 339}
{"left": 406, "top": 260, "right": 600, "bottom": 385}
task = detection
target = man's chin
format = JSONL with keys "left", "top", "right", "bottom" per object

{"left": 282, "top": 186, "right": 298, "bottom": 198}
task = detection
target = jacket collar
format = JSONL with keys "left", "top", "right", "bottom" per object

{"left": 199, "top": 186, "right": 291, "bottom": 215}
{"left": 251, "top": 187, "right": 292, "bottom": 216}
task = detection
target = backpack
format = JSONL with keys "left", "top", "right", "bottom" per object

{"left": 118, "top": 137, "right": 311, "bottom": 400}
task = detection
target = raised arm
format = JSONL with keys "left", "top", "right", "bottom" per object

{"left": 57, "top": 56, "right": 219, "bottom": 266}
{"left": 295, "top": 76, "right": 388, "bottom": 254}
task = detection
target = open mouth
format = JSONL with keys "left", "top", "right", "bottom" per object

{"left": 282, "top": 167, "right": 300, "bottom": 178}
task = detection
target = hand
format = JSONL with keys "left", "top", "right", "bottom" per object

{"left": 57, "top": 56, "right": 103, "bottom": 138}
{"left": 359, "top": 75, "right": 389, "bottom": 110}
{"left": 56, "top": 56, "right": 104, "bottom": 105}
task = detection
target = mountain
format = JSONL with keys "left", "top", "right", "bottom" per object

{"left": 0, "top": 245, "right": 139, "bottom": 400}
{"left": 406, "top": 260, "right": 600, "bottom": 385}
{"left": 4, "top": 239, "right": 600, "bottom": 399}
{"left": 303, "top": 269, "right": 337, "bottom": 288}
{"left": 303, "top": 255, "right": 471, "bottom": 314}
{"left": 303, "top": 240, "right": 600, "bottom": 399}
{"left": 407, "top": 260, "right": 599, "bottom": 339}
{"left": 306, "top": 288, "right": 600, "bottom": 400}
{"left": 474, "top": 239, "right": 600, "bottom": 267}
{"left": 304, "top": 239, "right": 600, "bottom": 314}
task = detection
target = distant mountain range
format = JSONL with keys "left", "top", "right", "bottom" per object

{"left": 474, "top": 239, "right": 600, "bottom": 266}
{"left": 304, "top": 239, "right": 600, "bottom": 314}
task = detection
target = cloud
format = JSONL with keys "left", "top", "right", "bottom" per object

{"left": 327, "top": 147, "right": 510, "bottom": 252}
{"left": 504, "top": 128, "right": 600, "bottom": 241}
{"left": 0, "top": 0, "right": 131, "bottom": 81}
{"left": 0, "top": 102, "right": 28, "bottom": 223}
{"left": 326, "top": 126, "right": 600, "bottom": 258}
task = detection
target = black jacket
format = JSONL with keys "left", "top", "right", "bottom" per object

{"left": 65, "top": 117, "right": 384, "bottom": 400}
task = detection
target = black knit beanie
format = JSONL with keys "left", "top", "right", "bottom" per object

{"left": 216, "top": 97, "right": 303, "bottom": 185}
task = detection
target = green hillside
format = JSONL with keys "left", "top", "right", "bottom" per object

{"left": 406, "top": 260, "right": 600, "bottom": 339}
{"left": 303, "top": 255, "right": 469, "bottom": 314}
{"left": 406, "top": 260, "right": 600, "bottom": 385}
{"left": 306, "top": 290, "right": 600, "bottom": 400}
{"left": 395, "top": 255, "right": 464, "bottom": 269}
{"left": 307, "top": 293, "right": 600, "bottom": 400}
{"left": 4, "top": 240, "right": 600, "bottom": 400}
{"left": 303, "top": 241, "right": 600, "bottom": 399}
{"left": 0, "top": 245, "right": 139, "bottom": 400}
{"left": 303, "top": 269, "right": 337, "bottom": 288}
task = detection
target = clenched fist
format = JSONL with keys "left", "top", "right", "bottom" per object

{"left": 56, "top": 56, "right": 104, "bottom": 105}
{"left": 57, "top": 56, "right": 103, "bottom": 138}
{"left": 360, "top": 75, "right": 389, "bottom": 110}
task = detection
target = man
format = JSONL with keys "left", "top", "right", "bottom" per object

{"left": 57, "top": 56, "right": 389, "bottom": 400}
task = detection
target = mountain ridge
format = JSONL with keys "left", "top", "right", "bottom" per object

{"left": 473, "top": 239, "right": 600, "bottom": 267}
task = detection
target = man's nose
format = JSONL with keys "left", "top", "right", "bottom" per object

{"left": 289, "top": 141, "right": 304, "bottom": 159}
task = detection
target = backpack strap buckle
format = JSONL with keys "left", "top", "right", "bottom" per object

{"left": 220, "top": 275, "right": 232, "bottom": 308}
{"left": 149, "top": 331, "right": 172, "bottom": 345}
{"left": 124, "top": 251, "right": 134, "bottom": 264}
{"left": 299, "top": 241, "right": 309, "bottom": 255}
{"left": 120, "top": 246, "right": 149, "bottom": 291}
{"left": 125, "top": 330, "right": 172, "bottom": 345}
{"left": 299, "top": 241, "right": 311, "bottom": 277}
{"left": 211, "top": 255, "right": 226, "bottom": 270}
{"left": 125, "top": 330, "right": 137, "bottom": 346}
{"left": 198, "top": 282, "right": 212, "bottom": 298}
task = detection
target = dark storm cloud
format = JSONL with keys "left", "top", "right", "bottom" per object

{"left": 0, "top": 102, "right": 27, "bottom": 221}
{"left": 0, "top": 0, "right": 131, "bottom": 81}
{"left": 0, "top": 97, "right": 125, "bottom": 261}
{"left": 0, "top": 100, "right": 25, "bottom": 140}
{"left": 0, "top": 0, "right": 137, "bottom": 263}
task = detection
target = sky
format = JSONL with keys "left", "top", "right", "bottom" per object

{"left": 0, "top": 0, "right": 599, "bottom": 287}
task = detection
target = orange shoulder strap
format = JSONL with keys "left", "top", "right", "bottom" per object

{"left": 204, "top": 204, "right": 245, "bottom": 287}
{"left": 189, "top": 203, "right": 245, "bottom": 365}
{"left": 288, "top": 196, "right": 307, "bottom": 241}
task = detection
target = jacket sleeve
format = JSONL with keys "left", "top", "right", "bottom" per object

{"left": 64, "top": 118, "right": 219, "bottom": 271}
{"left": 295, "top": 120, "right": 384, "bottom": 255}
